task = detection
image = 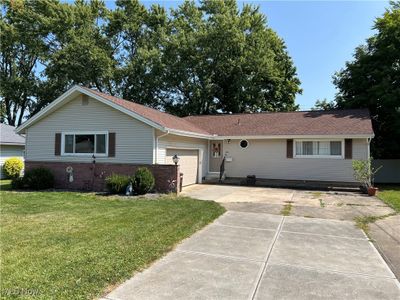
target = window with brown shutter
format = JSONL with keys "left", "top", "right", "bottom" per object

{"left": 345, "top": 139, "right": 352, "bottom": 159}
{"left": 108, "top": 132, "right": 116, "bottom": 157}
{"left": 287, "top": 139, "right": 293, "bottom": 158}
{"left": 55, "top": 133, "right": 61, "bottom": 156}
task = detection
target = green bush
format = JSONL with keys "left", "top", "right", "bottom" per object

{"left": 11, "top": 177, "right": 26, "bottom": 189}
{"left": 133, "top": 167, "right": 155, "bottom": 195}
{"left": 105, "top": 174, "right": 131, "bottom": 194}
{"left": 23, "top": 168, "right": 55, "bottom": 190}
{"left": 3, "top": 157, "right": 24, "bottom": 179}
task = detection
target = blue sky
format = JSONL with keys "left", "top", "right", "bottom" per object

{"left": 104, "top": 0, "right": 389, "bottom": 110}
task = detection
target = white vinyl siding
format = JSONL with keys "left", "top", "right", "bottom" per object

{"left": 223, "top": 138, "right": 368, "bottom": 182}
{"left": 25, "top": 95, "right": 153, "bottom": 163}
{"left": 156, "top": 131, "right": 208, "bottom": 180}
{"left": 0, "top": 145, "right": 25, "bottom": 179}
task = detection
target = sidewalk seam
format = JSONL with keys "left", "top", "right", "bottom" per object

{"left": 175, "top": 249, "right": 264, "bottom": 263}
{"left": 249, "top": 216, "right": 285, "bottom": 300}
{"left": 280, "top": 230, "right": 367, "bottom": 241}
{"left": 269, "top": 262, "right": 396, "bottom": 280}
{"left": 214, "top": 223, "right": 277, "bottom": 232}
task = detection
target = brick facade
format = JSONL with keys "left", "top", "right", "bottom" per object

{"left": 25, "top": 161, "right": 180, "bottom": 193}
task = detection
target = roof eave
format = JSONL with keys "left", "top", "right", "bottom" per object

{"left": 167, "top": 128, "right": 212, "bottom": 139}
{"left": 208, "top": 133, "right": 374, "bottom": 140}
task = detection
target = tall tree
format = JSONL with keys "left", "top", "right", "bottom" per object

{"left": 162, "top": 0, "right": 301, "bottom": 116}
{"left": 107, "top": 0, "right": 168, "bottom": 108}
{"left": 333, "top": 1, "right": 400, "bottom": 158}
{"left": 0, "top": 0, "right": 115, "bottom": 124}
{"left": 37, "top": 0, "right": 115, "bottom": 114}
{"left": 0, "top": 0, "right": 52, "bottom": 125}
{"left": 1, "top": 0, "right": 301, "bottom": 124}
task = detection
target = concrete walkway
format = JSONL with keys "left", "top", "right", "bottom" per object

{"left": 103, "top": 212, "right": 400, "bottom": 300}
{"left": 369, "top": 215, "right": 400, "bottom": 279}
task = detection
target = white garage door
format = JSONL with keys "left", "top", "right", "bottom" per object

{"left": 166, "top": 149, "right": 199, "bottom": 186}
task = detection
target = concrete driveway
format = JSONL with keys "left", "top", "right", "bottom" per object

{"left": 104, "top": 211, "right": 400, "bottom": 300}
{"left": 181, "top": 184, "right": 395, "bottom": 220}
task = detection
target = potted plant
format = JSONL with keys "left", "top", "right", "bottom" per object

{"left": 352, "top": 159, "right": 382, "bottom": 196}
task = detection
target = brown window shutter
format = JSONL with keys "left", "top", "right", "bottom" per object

{"left": 345, "top": 139, "right": 352, "bottom": 159}
{"left": 287, "top": 139, "right": 293, "bottom": 158}
{"left": 108, "top": 132, "right": 116, "bottom": 157}
{"left": 55, "top": 133, "right": 61, "bottom": 156}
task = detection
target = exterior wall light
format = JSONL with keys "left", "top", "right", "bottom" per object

{"left": 172, "top": 154, "right": 180, "bottom": 165}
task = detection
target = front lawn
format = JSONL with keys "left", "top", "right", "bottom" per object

{"left": 0, "top": 191, "right": 224, "bottom": 299}
{"left": 377, "top": 185, "right": 400, "bottom": 213}
{"left": 0, "top": 179, "right": 11, "bottom": 191}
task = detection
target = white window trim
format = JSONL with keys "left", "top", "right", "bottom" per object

{"left": 61, "top": 131, "right": 109, "bottom": 157}
{"left": 293, "top": 139, "right": 344, "bottom": 159}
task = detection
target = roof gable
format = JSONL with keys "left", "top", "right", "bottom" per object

{"left": 16, "top": 86, "right": 210, "bottom": 137}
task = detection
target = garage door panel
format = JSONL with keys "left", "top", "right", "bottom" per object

{"left": 166, "top": 149, "right": 198, "bottom": 186}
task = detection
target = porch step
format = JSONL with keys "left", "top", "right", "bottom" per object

{"left": 205, "top": 172, "right": 220, "bottom": 180}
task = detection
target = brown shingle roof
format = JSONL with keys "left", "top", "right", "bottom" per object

{"left": 83, "top": 87, "right": 210, "bottom": 135}
{"left": 83, "top": 87, "right": 373, "bottom": 137}
{"left": 184, "top": 109, "right": 374, "bottom": 136}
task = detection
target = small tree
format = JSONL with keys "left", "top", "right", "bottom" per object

{"left": 3, "top": 157, "right": 24, "bottom": 179}
{"left": 352, "top": 158, "right": 382, "bottom": 189}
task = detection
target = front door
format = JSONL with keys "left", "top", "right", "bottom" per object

{"left": 209, "top": 141, "right": 223, "bottom": 172}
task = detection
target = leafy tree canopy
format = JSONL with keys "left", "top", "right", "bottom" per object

{"left": 1, "top": 0, "right": 301, "bottom": 125}
{"left": 333, "top": 1, "right": 400, "bottom": 158}
{"left": 311, "top": 98, "right": 336, "bottom": 111}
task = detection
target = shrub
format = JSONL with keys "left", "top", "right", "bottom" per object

{"left": 11, "top": 177, "right": 26, "bottom": 189}
{"left": 105, "top": 174, "right": 131, "bottom": 194}
{"left": 133, "top": 167, "right": 155, "bottom": 195}
{"left": 3, "top": 157, "right": 24, "bottom": 179}
{"left": 23, "top": 168, "right": 55, "bottom": 190}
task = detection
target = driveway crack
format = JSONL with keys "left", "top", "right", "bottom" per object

{"left": 249, "top": 216, "right": 285, "bottom": 300}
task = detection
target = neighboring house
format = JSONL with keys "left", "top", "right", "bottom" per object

{"left": 1, "top": 123, "right": 25, "bottom": 179}
{"left": 16, "top": 85, "right": 374, "bottom": 191}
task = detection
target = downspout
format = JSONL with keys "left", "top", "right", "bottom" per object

{"left": 155, "top": 130, "right": 170, "bottom": 164}
{"left": 367, "top": 137, "right": 372, "bottom": 187}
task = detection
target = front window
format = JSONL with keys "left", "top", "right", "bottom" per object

{"left": 63, "top": 132, "right": 108, "bottom": 156}
{"left": 295, "top": 140, "right": 342, "bottom": 158}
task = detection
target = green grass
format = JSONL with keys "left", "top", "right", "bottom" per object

{"left": 354, "top": 215, "right": 381, "bottom": 233}
{"left": 377, "top": 185, "right": 400, "bottom": 213}
{"left": 0, "top": 191, "right": 225, "bottom": 299}
{"left": 354, "top": 213, "right": 396, "bottom": 235}
{"left": 310, "top": 191, "right": 323, "bottom": 198}
{"left": 0, "top": 179, "right": 12, "bottom": 191}
{"left": 281, "top": 203, "right": 292, "bottom": 216}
